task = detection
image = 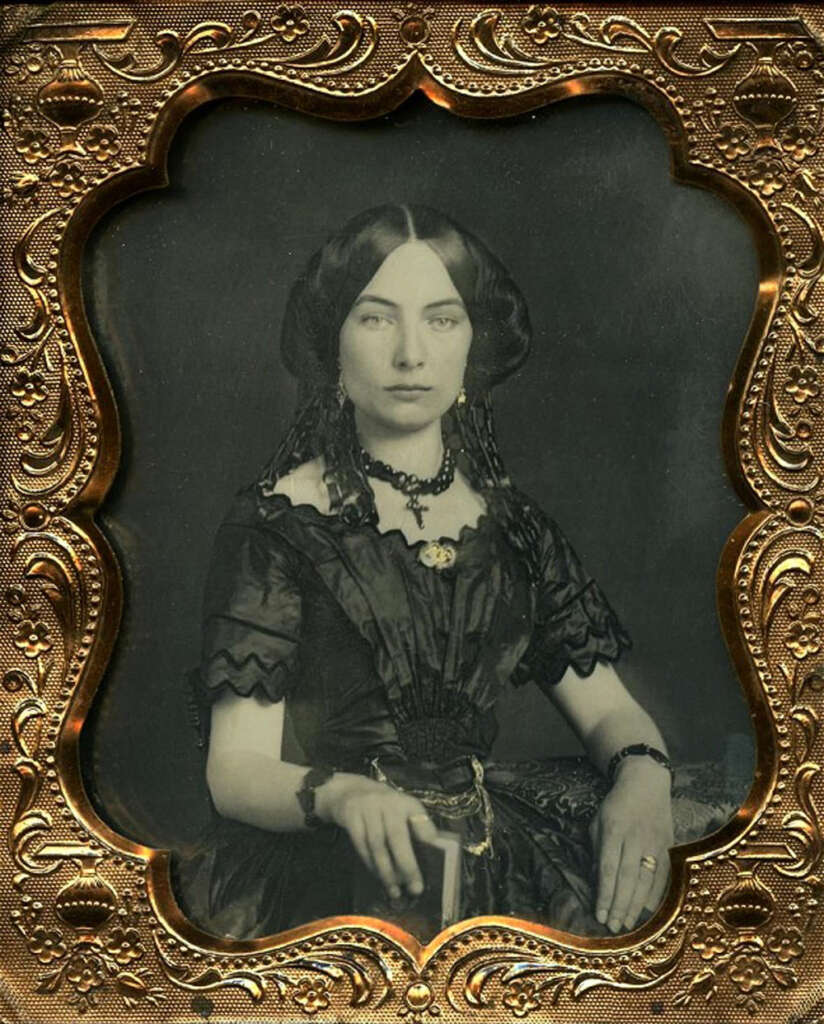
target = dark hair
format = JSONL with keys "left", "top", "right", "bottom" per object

{"left": 280, "top": 204, "right": 531, "bottom": 397}
{"left": 259, "top": 204, "right": 545, "bottom": 583}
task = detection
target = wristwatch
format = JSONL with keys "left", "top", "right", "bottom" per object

{"left": 296, "top": 765, "right": 335, "bottom": 829}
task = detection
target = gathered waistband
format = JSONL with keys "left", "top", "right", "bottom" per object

{"left": 369, "top": 753, "right": 494, "bottom": 857}
{"left": 369, "top": 752, "right": 484, "bottom": 791}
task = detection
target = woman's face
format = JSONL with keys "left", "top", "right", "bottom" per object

{"left": 338, "top": 240, "right": 473, "bottom": 435}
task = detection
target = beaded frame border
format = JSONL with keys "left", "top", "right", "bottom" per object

{"left": 2, "top": 3, "right": 824, "bottom": 1022}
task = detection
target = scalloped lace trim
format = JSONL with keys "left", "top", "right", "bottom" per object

{"left": 258, "top": 488, "right": 491, "bottom": 552}
{"left": 201, "top": 647, "right": 297, "bottom": 702}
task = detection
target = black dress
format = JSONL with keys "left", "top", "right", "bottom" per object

{"left": 175, "top": 483, "right": 632, "bottom": 939}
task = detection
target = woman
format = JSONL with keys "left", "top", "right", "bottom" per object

{"left": 177, "top": 204, "right": 674, "bottom": 940}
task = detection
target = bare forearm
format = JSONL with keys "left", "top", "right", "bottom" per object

{"left": 206, "top": 750, "right": 365, "bottom": 833}
{"left": 208, "top": 750, "right": 307, "bottom": 830}
{"left": 582, "top": 703, "right": 667, "bottom": 778}
{"left": 550, "top": 663, "right": 668, "bottom": 780}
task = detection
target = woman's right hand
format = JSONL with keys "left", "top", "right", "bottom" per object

{"left": 315, "top": 773, "right": 437, "bottom": 900}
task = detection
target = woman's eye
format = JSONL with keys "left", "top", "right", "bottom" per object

{"left": 428, "top": 315, "right": 458, "bottom": 332}
{"left": 360, "top": 313, "right": 392, "bottom": 329}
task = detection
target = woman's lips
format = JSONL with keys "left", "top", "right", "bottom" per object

{"left": 385, "top": 385, "right": 432, "bottom": 400}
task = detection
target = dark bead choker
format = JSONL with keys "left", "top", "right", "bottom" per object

{"left": 359, "top": 446, "right": 456, "bottom": 529}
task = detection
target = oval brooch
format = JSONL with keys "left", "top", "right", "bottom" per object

{"left": 418, "top": 540, "right": 458, "bottom": 571}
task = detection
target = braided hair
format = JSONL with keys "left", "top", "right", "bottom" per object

{"left": 257, "top": 204, "right": 546, "bottom": 584}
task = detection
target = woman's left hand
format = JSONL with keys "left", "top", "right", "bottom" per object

{"left": 589, "top": 758, "right": 674, "bottom": 934}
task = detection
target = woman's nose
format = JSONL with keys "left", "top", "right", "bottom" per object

{"left": 393, "top": 319, "right": 425, "bottom": 369}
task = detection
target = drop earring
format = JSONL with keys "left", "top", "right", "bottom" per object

{"left": 456, "top": 386, "right": 467, "bottom": 407}
{"left": 336, "top": 372, "right": 347, "bottom": 409}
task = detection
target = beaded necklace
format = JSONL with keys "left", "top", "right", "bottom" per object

{"left": 359, "top": 446, "right": 455, "bottom": 530}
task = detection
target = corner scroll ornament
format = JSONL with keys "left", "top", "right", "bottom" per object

{"left": 154, "top": 932, "right": 394, "bottom": 1016}
{"left": 451, "top": 7, "right": 744, "bottom": 77}
{"left": 2, "top": 208, "right": 86, "bottom": 498}
{"left": 5, "top": 575, "right": 56, "bottom": 881}
{"left": 443, "top": 932, "right": 686, "bottom": 1018}
{"left": 750, "top": 530, "right": 824, "bottom": 883}
{"left": 0, "top": 8, "right": 375, "bottom": 207}
{"left": 84, "top": 7, "right": 377, "bottom": 82}
{"left": 4, "top": 517, "right": 98, "bottom": 880}
{"left": 750, "top": 205, "right": 824, "bottom": 497}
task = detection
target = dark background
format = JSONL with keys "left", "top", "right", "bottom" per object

{"left": 81, "top": 92, "right": 760, "bottom": 847}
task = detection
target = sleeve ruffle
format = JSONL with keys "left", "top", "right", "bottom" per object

{"left": 513, "top": 513, "right": 632, "bottom": 691}
{"left": 513, "top": 579, "right": 632, "bottom": 690}
{"left": 199, "top": 519, "right": 302, "bottom": 704}
{"left": 201, "top": 629, "right": 299, "bottom": 703}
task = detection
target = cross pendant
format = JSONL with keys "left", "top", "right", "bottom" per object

{"left": 407, "top": 495, "right": 429, "bottom": 530}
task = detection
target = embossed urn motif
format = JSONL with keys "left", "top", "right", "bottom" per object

{"left": 706, "top": 19, "right": 811, "bottom": 152}
{"left": 718, "top": 868, "right": 776, "bottom": 933}
{"left": 54, "top": 858, "right": 117, "bottom": 936}
{"left": 36, "top": 49, "right": 104, "bottom": 155}
{"left": 732, "top": 42, "right": 797, "bottom": 151}
{"left": 23, "top": 21, "right": 132, "bottom": 157}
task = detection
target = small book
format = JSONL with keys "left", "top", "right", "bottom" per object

{"left": 352, "top": 829, "right": 462, "bottom": 940}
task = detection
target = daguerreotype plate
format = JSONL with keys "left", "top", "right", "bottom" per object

{"left": 3, "top": 2, "right": 824, "bottom": 1022}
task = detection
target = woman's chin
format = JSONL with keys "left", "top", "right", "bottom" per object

{"left": 368, "top": 404, "right": 447, "bottom": 435}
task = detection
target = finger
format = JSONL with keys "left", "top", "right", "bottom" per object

{"left": 346, "top": 811, "right": 374, "bottom": 875}
{"left": 384, "top": 810, "right": 423, "bottom": 896}
{"left": 363, "top": 807, "right": 400, "bottom": 899}
{"left": 607, "top": 841, "right": 641, "bottom": 934}
{"left": 645, "top": 859, "right": 671, "bottom": 913}
{"left": 595, "top": 826, "right": 620, "bottom": 926}
{"left": 588, "top": 814, "right": 601, "bottom": 857}
{"left": 408, "top": 807, "right": 438, "bottom": 845}
{"left": 624, "top": 854, "right": 656, "bottom": 930}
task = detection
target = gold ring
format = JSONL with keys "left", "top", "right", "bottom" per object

{"left": 640, "top": 854, "right": 658, "bottom": 872}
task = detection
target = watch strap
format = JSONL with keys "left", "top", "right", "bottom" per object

{"left": 296, "top": 765, "right": 334, "bottom": 829}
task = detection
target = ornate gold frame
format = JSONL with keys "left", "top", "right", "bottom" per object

{"left": 3, "top": 2, "right": 824, "bottom": 1020}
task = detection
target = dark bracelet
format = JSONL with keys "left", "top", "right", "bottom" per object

{"left": 607, "top": 744, "right": 672, "bottom": 785}
{"left": 296, "top": 765, "right": 335, "bottom": 829}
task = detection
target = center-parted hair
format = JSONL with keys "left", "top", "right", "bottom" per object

{"left": 280, "top": 204, "right": 531, "bottom": 396}
{"left": 258, "top": 204, "right": 545, "bottom": 584}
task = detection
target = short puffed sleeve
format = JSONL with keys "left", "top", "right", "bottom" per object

{"left": 199, "top": 519, "right": 302, "bottom": 704}
{"left": 513, "top": 513, "right": 631, "bottom": 693}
